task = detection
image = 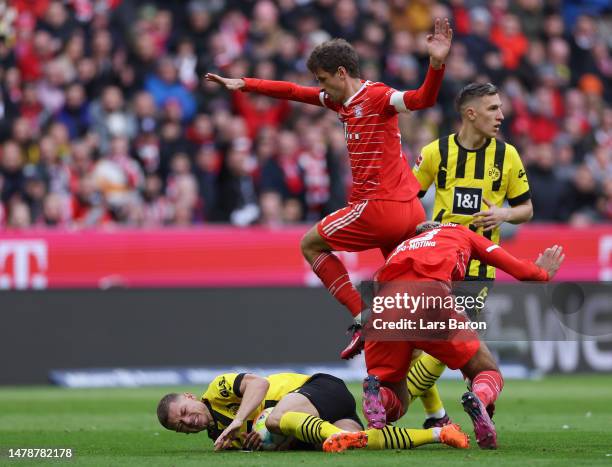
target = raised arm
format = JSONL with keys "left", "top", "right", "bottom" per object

{"left": 469, "top": 230, "right": 564, "bottom": 281}
{"left": 390, "top": 18, "right": 452, "bottom": 112}
{"left": 205, "top": 73, "right": 324, "bottom": 107}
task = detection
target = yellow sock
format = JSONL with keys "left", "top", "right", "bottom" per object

{"left": 421, "top": 384, "right": 444, "bottom": 417}
{"left": 407, "top": 353, "right": 446, "bottom": 397}
{"left": 279, "top": 412, "right": 342, "bottom": 444}
{"left": 365, "top": 426, "right": 436, "bottom": 450}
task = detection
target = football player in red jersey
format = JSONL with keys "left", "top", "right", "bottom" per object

{"left": 206, "top": 19, "right": 453, "bottom": 360}
{"left": 359, "top": 221, "right": 564, "bottom": 449}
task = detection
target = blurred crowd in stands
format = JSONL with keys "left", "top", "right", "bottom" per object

{"left": 0, "top": 0, "right": 610, "bottom": 229}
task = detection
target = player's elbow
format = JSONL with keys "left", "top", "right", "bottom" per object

{"left": 242, "top": 374, "right": 270, "bottom": 395}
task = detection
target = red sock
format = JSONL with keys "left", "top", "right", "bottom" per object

{"left": 312, "top": 253, "right": 362, "bottom": 317}
{"left": 380, "top": 386, "right": 405, "bottom": 422}
{"left": 472, "top": 370, "right": 504, "bottom": 407}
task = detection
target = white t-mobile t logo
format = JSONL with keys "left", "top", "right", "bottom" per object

{"left": 0, "top": 240, "right": 48, "bottom": 289}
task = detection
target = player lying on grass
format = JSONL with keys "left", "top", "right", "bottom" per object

{"left": 355, "top": 221, "right": 564, "bottom": 449}
{"left": 156, "top": 371, "right": 468, "bottom": 451}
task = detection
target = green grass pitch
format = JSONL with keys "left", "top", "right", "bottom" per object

{"left": 1, "top": 375, "right": 611, "bottom": 466}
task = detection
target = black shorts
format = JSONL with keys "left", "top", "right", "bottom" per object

{"left": 294, "top": 373, "right": 363, "bottom": 428}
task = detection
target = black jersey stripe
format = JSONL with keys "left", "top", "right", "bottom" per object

{"left": 437, "top": 136, "right": 449, "bottom": 189}
{"left": 455, "top": 145, "right": 468, "bottom": 178}
{"left": 434, "top": 209, "right": 446, "bottom": 222}
{"left": 478, "top": 230, "right": 494, "bottom": 278}
{"left": 474, "top": 145, "right": 486, "bottom": 179}
{"left": 508, "top": 190, "right": 531, "bottom": 206}
{"left": 233, "top": 373, "right": 246, "bottom": 397}
{"left": 492, "top": 140, "right": 506, "bottom": 191}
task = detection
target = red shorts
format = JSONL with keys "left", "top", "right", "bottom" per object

{"left": 317, "top": 198, "right": 425, "bottom": 258}
{"left": 364, "top": 280, "right": 480, "bottom": 382}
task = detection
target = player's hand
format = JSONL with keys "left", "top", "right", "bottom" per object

{"left": 535, "top": 245, "right": 565, "bottom": 279}
{"left": 204, "top": 73, "right": 245, "bottom": 91}
{"left": 242, "top": 430, "right": 263, "bottom": 451}
{"left": 214, "top": 418, "right": 244, "bottom": 451}
{"left": 473, "top": 197, "right": 509, "bottom": 232}
{"left": 427, "top": 18, "right": 453, "bottom": 69}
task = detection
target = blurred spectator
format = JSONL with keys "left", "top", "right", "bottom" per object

{"left": 56, "top": 82, "right": 90, "bottom": 139}
{"left": 71, "top": 174, "right": 111, "bottom": 228}
{"left": 1, "top": 140, "right": 25, "bottom": 202}
{"left": 560, "top": 164, "right": 601, "bottom": 224}
{"left": 259, "top": 190, "right": 283, "bottom": 226}
{"left": 526, "top": 142, "right": 567, "bottom": 221}
{"left": 490, "top": 14, "right": 528, "bottom": 70}
{"left": 217, "top": 141, "right": 259, "bottom": 226}
{"left": 0, "top": 0, "right": 608, "bottom": 229}
{"left": 89, "top": 85, "right": 136, "bottom": 154}
{"left": 22, "top": 163, "right": 47, "bottom": 222}
{"left": 145, "top": 56, "right": 196, "bottom": 121}
{"left": 7, "top": 199, "right": 31, "bottom": 229}
{"left": 193, "top": 144, "right": 220, "bottom": 220}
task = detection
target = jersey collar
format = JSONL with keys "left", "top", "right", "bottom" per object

{"left": 343, "top": 80, "right": 370, "bottom": 107}
{"left": 454, "top": 133, "right": 492, "bottom": 152}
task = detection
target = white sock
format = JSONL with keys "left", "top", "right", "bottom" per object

{"left": 426, "top": 408, "right": 446, "bottom": 420}
{"left": 432, "top": 427, "right": 442, "bottom": 442}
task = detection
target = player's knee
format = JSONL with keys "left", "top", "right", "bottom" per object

{"left": 265, "top": 408, "right": 283, "bottom": 433}
{"left": 300, "top": 232, "right": 312, "bottom": 255}
{"left": 300, "top": 230, "right": 326, "bottom": 262}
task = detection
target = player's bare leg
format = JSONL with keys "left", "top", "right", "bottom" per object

{"left": 362, "top": 376, "right": 411, "bottom": 429}
{"left": 301, "top": 225, "right": 366, "bottom": 359}
{"left": 459, "top": 343, "right": 503, "bottom": 449}
{"left": 265, "top": 393, "right": 319, "bottom": 435}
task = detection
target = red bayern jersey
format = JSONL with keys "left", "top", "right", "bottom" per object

{"left": 377, "top": 224, "right": 549, "bottom": 284}
{"left": 241, "top": 66, "right": 444, "bottom": 203}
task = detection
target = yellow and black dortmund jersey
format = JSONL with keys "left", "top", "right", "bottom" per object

{"left": 200, "top": 372, "right": 310, "bottom": 448}
{"left": 413, "top": 134, "right": 530, "bottom": 279}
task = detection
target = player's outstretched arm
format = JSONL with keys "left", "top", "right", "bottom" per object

{"left": 205, "top": 72, "right": 324, "bottom": 107}
{"left": 534, "top": 245, "right": 565, "bottom": 280}
{"left": 427, "top": 17, "right": 453, "bottom": 70}
{"left": 468, "top": 229, "right": 558, "bottom": 281}
{"left": 205, "top": 73, "right": 245, "bottom": 91}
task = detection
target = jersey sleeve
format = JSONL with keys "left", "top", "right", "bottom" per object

{"left": 412, "top": 141, "right": 437, "bottom": 195}
{"left": 505, "top": 145, "right": 531, "bottom": 206}
{"left": 242, "top": 78, "right": 341, "bottom": 110}
{"left": 467, "top": 228, "right": 548, "bottom": 281}
{"left": 384, "top": 65, "right": 445, "bottom": 114}
{"left": 203, "top": 373, "right": 246, "bottom": 403}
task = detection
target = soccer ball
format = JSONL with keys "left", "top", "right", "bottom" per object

{"left": 252, "top": 407, "right": 287, "bottom": 451}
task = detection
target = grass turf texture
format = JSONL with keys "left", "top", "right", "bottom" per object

{"left": 1, "top": 376, "right": 611, "bottom": 466}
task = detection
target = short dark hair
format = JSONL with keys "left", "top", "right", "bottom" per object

{"left": 307, "top": 38, "right": 360, "bottom": 77}
{"left": 157, "top": 393, "right": 180, "bottom": 430}
{"left": 415, "top": 221, "right": 442, "bottom": 235}
{"left": 455, "top": 83, "right": 498, "bottom": 112}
